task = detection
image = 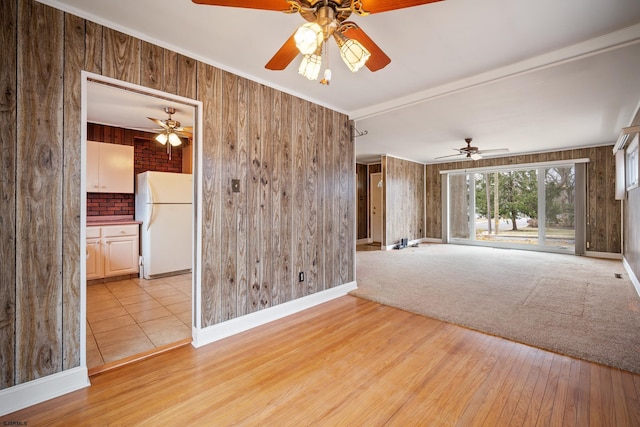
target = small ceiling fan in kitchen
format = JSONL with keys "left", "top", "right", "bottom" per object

{"left": 148, "top": 107, "right": 192, "bottom": 159}
{"left": 435, "top": 138, "right": 509, "bottom": 161}
{"left": 191, "top": 0, "right": 444, "bottom": 84}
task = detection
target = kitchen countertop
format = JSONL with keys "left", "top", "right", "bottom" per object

{"left": 87, "top": 215, "right": 142, "bottom": 226}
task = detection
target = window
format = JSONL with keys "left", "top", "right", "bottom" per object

{"left": 443, "top": 160, "right": 586, "bottom": 255}
{"left": 626, "top": 134, "right": 639, "bottom": 191}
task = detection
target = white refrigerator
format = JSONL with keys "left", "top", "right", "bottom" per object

{"left": 135, "top": 171, "right": 193, "bottom": 279}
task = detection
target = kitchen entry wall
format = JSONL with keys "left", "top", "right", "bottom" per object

{"left": 0, "top": 0, "right": 354, "bottom": 390}
{"left": 86, "top": 123, "right": 185, "bottom": 217}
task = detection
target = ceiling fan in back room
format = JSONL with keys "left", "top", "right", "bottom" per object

{"left": 191, "top": 0, "right": 444, "bottom": 84}
{"left": 148, "top": 107, "right": 193, "bottom": 160}
{"left": 435, "top": 138, "right": 509, "bottom": 161}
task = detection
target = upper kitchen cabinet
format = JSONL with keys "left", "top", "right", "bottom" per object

{"left": 87, "top": 141, "right": 134, "bottom": 193}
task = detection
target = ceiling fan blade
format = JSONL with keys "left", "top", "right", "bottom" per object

{"left": 148, "top": 117, "right": 169, "bottom": 130}
{"left": 341, "top": 23, "right": 390, "bottom": 72}
{"left": 265, "top": 33, "right": 299, "bottom": 70}
{"left": 176, "top": 130, "right": 193, "bottom": 139}
{"left": 191, "top": 0, "right": 288, "bottom": 11}
{"left": 360, "top": 0, "right": 444, "bottom": 14}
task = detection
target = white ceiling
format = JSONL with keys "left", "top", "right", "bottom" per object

{"left": 43, "top": 0, "right": 640, "bottom": 163}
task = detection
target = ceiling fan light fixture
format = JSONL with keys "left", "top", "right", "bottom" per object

{"left": 155, "top": 132, "right": 168, "bottom": 145}
{"left": 294, "top": 22, "right": 323, "bottom": 55}
{"left": 335, "top": 33, "right": 370, "bottom": 72}
{"left": 298, "top": 52, "right": 322, "bottom": 80}
{"left": 168, "top": 132, "right": 182, "bottom": 147}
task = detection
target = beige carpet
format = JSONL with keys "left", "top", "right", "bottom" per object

{"left": 351, "top": 244, "right": 640, "bottom": 374}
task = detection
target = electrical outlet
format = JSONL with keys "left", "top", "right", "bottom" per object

{"left": 231, "top": 179, "right": 240, "bottom": 193}
{"left": 299, "top": 272, "right": 304, "bottom": 282}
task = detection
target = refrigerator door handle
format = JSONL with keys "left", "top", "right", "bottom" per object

{"left": 146, "top": 180, "right": 156, "bottom": 231}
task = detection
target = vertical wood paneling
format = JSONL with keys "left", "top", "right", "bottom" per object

{"left": 384, "top": 156, "right": 425, "bottom": 245}
{"left": 280, "top": 93, "right": 293, "bottom": 302}
{"left": 0, "top": 0, "right": 17, "bottom": 389}
{"left": 260, "top": 85, "right": 273, "bottom": 308}
{"left": 221, "top": 71, "right": 238, "bottom": 321}
{"left": 305, "top": 103, "right": 319, "bottom": 295}
{"left": 84, "top": 21, "right": 102, "bottom": 74}
{"left": 325, "top": 110, "right": 338, "bottom": 288}
{"left": 247, "top": 79, "right": 262, "bottom": 312}
{"left": 343, "top": 116, "right": 355, "bottom": 282}
{"left": 16, "top": 1, "right": 64, "bottom": 382}
{"left": 62, "top": 12, "right": 84, "bottom": 371}
{"left": 197, "top": 62, "right": 222, "bottom": 326}
{"left": 177, "top": 54, "right": 197, "bottom": 100}
{"left": 356, "top": 163, "right": 368, "bottom": 239}
{"left": 236, "top": 77, "right": 249, "bottom": 316}
{"left": 316, "top": 109, "right": 326, "bottom": 291}
{"left": 102, "top": 27, "right": 140, "bottom": 84}
{"left": 163, "top": 49, "right": 178, "bottom": 95}
{"left": 140, "top": 41, "right": 163, "bottom": 90}
{"left": 292, "top": 96, "right": 306, "bottom": 298}
{"left": 270, "top": 89, "right": 283, "bottom": 304}
{"left": 5, "top": 0, "right": 356, "bottom": 389}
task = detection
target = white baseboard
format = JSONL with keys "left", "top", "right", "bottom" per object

{"left": 356, "top": 238, "right": 371, "bottom": 245}
{"left": 585, "top": 251, "right": 622, "bottom": 260}
{"left": 192, "top": 281, "right": 358, "bottom": 348}
{"left": 623, "top": 256, "right": 640, "bottom": 298}
{"left": 0, "top": 366, "right": 90, "bottom": 416}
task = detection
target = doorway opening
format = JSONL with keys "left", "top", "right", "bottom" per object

{"left": 370, "top": 172, "right": 383, "bottom": 245}
{"left": 81, "top": 72, "right": 202, "bottom": 374}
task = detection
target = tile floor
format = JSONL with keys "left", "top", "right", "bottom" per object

{"left": 86, "top": 273, "right": 192, "bottom": 369}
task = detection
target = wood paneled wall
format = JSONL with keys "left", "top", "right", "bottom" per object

{"left": 425, "top": 146, "right": 621, "bottom": 253}
{"left": 356, "top": 163, "right": 368, "bottom": 240}
{"left": 0, "top": 0, "right": 354, "bottom": 389}
{"left": 382, "top": 156, "right": 425, "bottom": 246}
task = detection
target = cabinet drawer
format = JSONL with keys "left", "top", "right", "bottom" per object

{"left": 102, "top": 224, "right": 139, "bottom": 237}
{"left": 86, "top": 226, "right": 101, "bottom": 239}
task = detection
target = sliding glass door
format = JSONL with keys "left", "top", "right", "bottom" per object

{"left": 447, "top": 164, "right": 580, "bottom": 253}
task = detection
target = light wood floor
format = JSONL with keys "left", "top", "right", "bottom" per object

{"left": 4, "top": 296, "right": 640, "bottom": 426}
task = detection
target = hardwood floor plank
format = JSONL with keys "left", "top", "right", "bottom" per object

{"left": 622, "top": 370, "right": 640, "bottom": 425}
{"left": 563, "top": 358, "right": 583, "bottom": 427}
{"left": 4, "top": 296, "right": 640, "bottom": 426}
{"left": 535, "top": 353, "right": 566, "bottom": 426}
{"left": 611, "top": 368, "right": 632, "bottom": 427}
{"left": 491, "top": 347, "right": 543, "bottom": 426}
{"left": 455, "top": 339, "right": 523, "bottom": 426}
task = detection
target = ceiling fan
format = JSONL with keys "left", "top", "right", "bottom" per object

{"left": 435, "top": 138, "right": 509, "bottom": 161}
{"left": 191, "top": 0, "right": 443, "bottom": 84}
{"left": 148, "top": 107, "right": 192, "bottom": 159}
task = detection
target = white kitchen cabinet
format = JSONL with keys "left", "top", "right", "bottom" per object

{"left": 87, "top": 141, "right": 134, "bottom": 193}
{"left": 86, "top": 224, "right": 139, "bottom": 280}
{"left": 86, "top": 227, "right": 104, "bottom": 280}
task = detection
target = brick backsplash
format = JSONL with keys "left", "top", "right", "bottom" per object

{"left": 87, "top": 123, "right": 185, "bottom": 217}
{"left": 87, "top": 193, "right": 135, "bottom": 216}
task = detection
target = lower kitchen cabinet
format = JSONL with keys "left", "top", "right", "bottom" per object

{"left": 87, "top": 224, "right": 139, "bottom": 280}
